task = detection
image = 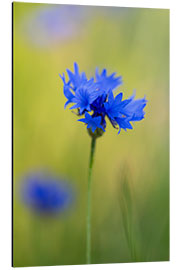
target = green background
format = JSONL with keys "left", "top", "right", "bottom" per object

{"left": 13, "top": 2, "right": 169, "bottom": 267}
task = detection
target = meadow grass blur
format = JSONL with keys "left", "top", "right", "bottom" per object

{"left": 13, "top": 2, "right": 169, "bottom": 266}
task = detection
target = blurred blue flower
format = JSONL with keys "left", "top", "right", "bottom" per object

{"left": 60, "top": 63, "right": 147, "bottom": 135}
{"left": 21, "top": 172, "right": 74, "bottom": 215}
{"left": 22, "top": 6, "right": 90, "bottom": 47}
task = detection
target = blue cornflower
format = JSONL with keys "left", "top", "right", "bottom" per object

{"left": 21, "top": 172, "right": 74, "bottom": 215}
{"left": 78, "top": 112, "right": 105, "bottom": 133}
{"left": 60, "top": 63, "right": 147, "bottom": 136}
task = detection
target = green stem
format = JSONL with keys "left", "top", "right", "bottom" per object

{"left": 86, "top": 137, "right": 96, "bottom": 264}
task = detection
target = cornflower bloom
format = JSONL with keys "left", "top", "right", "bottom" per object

{"left": 60, "top": 63, "right": 147, "bottom": 136}
{"left": 21, "top": 172, "right": 73, "bottom": 216}
{"left": 59, "top": 63, "right": 147, "bottom": 264}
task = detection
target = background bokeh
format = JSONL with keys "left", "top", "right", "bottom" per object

{"left": 13, "top": 2, "right": 169, "bottom": 267}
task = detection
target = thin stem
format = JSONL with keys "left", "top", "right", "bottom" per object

{"left": 86, "top": 137, "right": 96, "bottom": 264}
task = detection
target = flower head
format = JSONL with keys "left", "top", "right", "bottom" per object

{"left": 21, "top": 172, "right": 74, "bottom": 216}
{"left": 60, "top": 63, "right": 147, "bottom": 137}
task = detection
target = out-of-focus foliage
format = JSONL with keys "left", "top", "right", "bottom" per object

{"left": 13, "top": 2, "right": 169, "bottom": 267}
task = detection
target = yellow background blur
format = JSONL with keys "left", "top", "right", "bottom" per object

{"left": 13, "top": 2, "right": 169, "bottom": 267}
